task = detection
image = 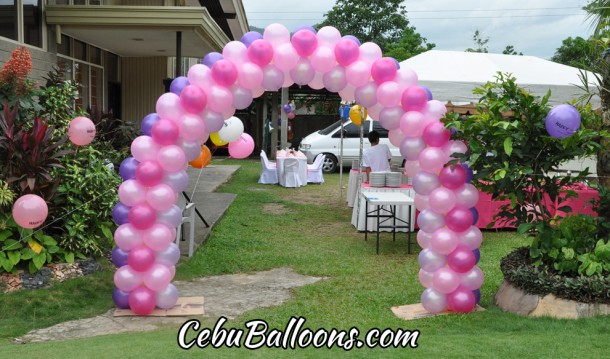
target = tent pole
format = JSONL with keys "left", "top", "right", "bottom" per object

{"left": 339, "top": 104, "right": 344, "bottom": 201}
{"left": 280, "top": 87, "right": 289, "bottom": 149}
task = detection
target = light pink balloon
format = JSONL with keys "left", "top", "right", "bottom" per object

{"left": 358, "top": 42, "right": 383, "bottom": 64}
{"left": 206, "top": 85, "right": 234, "bottom": 113}
{"left": 146, "top": 184, "right": 177, "bottom": 211}
{"left": 417, "top": 230, "right": 432, "bottom": 249}
{"left": 459, "top": 226, "right": 483, "bottom": 250}
{"left": 338, "top": 84, "right": 356, "bottom": 102}
{"left": 443, "top": 140, "right": 468, "bottom": 159}
{"left": 179, "top": 114, "right": 206, "bottom": 142}
{"left": 388, "top": 128, "right": 405, "bottom": 147}
{"left": 287, "top": 111, "right": 296, "bottom": 119}
{"left": 68, "top": 116, "right": 96, "bottom": 146}
{"left": 291, "top": 29, "right": 318, "bottom": 57}
{"left": 251, "top": 85, "right": 265, "bottom": 98}
{"left": 404, "top": 160, "right": 421, "bottom": 177}
{"left": 460, "top": 266, "right": 484, "bottom": 290}
{"left": 417, "top": 209, "right": 446, "bottom": 233}
{"left": 354, "top": 82, "right": 378, "bottom": 108}
{"left": 419, "top": 147, "right": 448, "bottom": 173}
{"left": 273, "top": 43, "right": 299, "bottom": 71}
{"left": 367, "top": 104, "right": 383, "bottom": 121}
{"left": 334, "top": 38, "right": 360, "bottom": 66}
{"left": 418, "top": 269, "right": 434, "bottom": 288}
{"left": 262, "top": 64, "right": 285, "bottom": 91}
{"left": 399, "top": 136, "right": 426, "bottom": 162}
{"left": 395, "top": 67, "right": 418, "bottom": 88}
{"left": 247, "top": 39, "right": 274, "bottom": 67}
{"left": 316, "top": 26, "right": 341, "bottom": 46}
{"left": 201, "top": 110, "right": 224, "bottom": 133}
{"left": 12, "top": 194, "right": 48, "bottom": 229}
{"left": 187, "top": 64, "right": 212, "bottom": 89}
{"left": 454, "top": 184, "right": 480, "bottom": 208}
{"left": 428, "top": 187, "right": 457, "bottom": 214}
{"left": 400, "top": 111, "right": 426, "bottom": 138}
{"left": 179, "top": 85, "right": 207, "bottom": 114}
{"left": 237, "top": 62, "right": 264, "bottom": 90}
{"left": 412, "top": 171, "right": 440, "bottom": 195}
{"left": 308, "top": 71, "right": 325, "bottom": 90}
{"left": 376, "top": 81, "right": 401, "bottom": 107}
{"left": 322, "top": 65, "right": 347, "bottom": 92}
{"left": 424, "top": 100, "right": 448, "bottom": 120}
{"left": 157, "top": 145, "right": 186, "bottom": 173}
{"left": 228, "top": 133, "right": 255, "bottom": 159}
{"left": 414, "top": 193, "right": 430, "bottom": 211}
{"left": 421, "top": 287, "right": 447, "bottom": 313}
{"left": 118, "top": 179, "right": 146, "bottom": 206}
{"left": 290, "top": 58, "right": 315, "bottom": 86}
{"left": 151, "top": 119, "right": 179, "bottom": 146}
{"left": 143, "top": 223, "right": 174, "bottom": 251}
{"left": 114, "top": 265, "right": 142, "bottom": 292}
{"left": 430, "top": 228, "right": 459, "bottom": 255}
{"left": 346, "top": 60, "right": 372, "bottom": 87}
{"left": 143, "top": 263, "right": 172, "bottom": 292}
{"left": 418, "top": 248, "right": 447, "bottom": 272}
{"left": 222, "top": 41, "right": 248, "bottom": 66}
{"left": 156, "top": 283, "right": 179, "bottom": 309}
{"left": 114, "top": 224, "right": 142, "bottom": 251}
{"left": 231, "top": 84, "right": 254, "bottom": 110}
{"left": 263, "top": 23, "right": 291, "bottom": 46}
{"left": 156, "top": 93, "right": 183, "bottom": 122}
{"left": 310, "top": 46, "right": 336, "bottom": 73}
{"left": 432, "top": 267, "right": 461, "bottom": 294}
{"left": 378, "top": 106, "right": 403, "bottom": 131}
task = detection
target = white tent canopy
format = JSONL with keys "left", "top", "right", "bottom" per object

{"left": 400, "top": 50, "right": 600, "bottom": 107}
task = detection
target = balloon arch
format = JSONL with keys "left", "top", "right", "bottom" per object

{"left": 111, "top": 24, "right": 484, "bottom": 315}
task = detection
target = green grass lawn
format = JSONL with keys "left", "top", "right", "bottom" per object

{"left": 1, "top": 159, "right": 608, "bottom": 358}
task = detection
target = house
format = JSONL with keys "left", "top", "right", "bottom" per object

{"left": 0, "top": 0, "right": 248, "bottom": 123}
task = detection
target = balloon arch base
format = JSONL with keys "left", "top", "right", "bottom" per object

{"left": 391, "top": 303, "right": 486, "bottom": 321}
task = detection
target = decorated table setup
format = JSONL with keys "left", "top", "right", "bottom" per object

{"left": 276, "top": 149, "right": 308, "bottom": 187}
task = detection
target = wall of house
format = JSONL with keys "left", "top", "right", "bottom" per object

{"left": 121, "top": 56, "right": 167, "bottom": 124}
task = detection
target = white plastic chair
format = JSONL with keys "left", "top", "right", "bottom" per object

{"left": 258, "top": 150, "right": 278, "bottom": 184}
{"left": 280, "top": 157, "right": 303, "bottom": 187}
{"left": 175, "top": 194, "right": 196, "bottom": 257}
{"left": 307, "top": 154, "right": 326, "bottom": 184}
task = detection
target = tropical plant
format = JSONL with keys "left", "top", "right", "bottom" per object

{"left": 0, "top": 46, "right": 42, "bottom": 124}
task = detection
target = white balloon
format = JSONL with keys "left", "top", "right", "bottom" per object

{"left": 218, "top": 116, "right": 244, "bottom": 143}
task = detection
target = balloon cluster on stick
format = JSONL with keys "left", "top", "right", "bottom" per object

{"left": 283, "top": 102, "right": 296, "bottom": 119}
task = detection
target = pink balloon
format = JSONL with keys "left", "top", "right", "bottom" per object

{"left": 399, "top": 111, "right": 427, "bottom": 138}
{"left": 419, "top": 147, "right": 448, "bottom": 173}
{"left": 428, "top": 187, "right": 457, "bottom": 214}
{"left": 237, "top": 62, "right": 264, "bottom": 90}
{"left": 358, "top": 42, "right": 383, "bottom": 64}
{"left": 143, "top": 263, "right": 172, "bottom": 291}
{"left": 247, "top": 39, "right": 274, "bottom": 67}
{"left": 418, "top": 269, "right": 434, "bottom": 288}
{"left": 399, "top": 137, "right": 426, "bottom": 161}
{"left": 417, "top": 230, "right": 432, "bottom": 249}
{"left": 128, "top": 286, "right": 157, "bottom": 315}
{"left": 262, "top": 64, "right": 285, "bottom": 91}
{"left": 412, "top": 171, "right": 440, "bottom": 195}
{"left": 354, "top": 82, "right": 378, "bottom": 108}
{"left": 12, "top": 194, "right": 48, "bottom": 229}
{"left": 404, "top": 160, "right": 421, "bottom": 177}
{"left": 290, "top": 58, "right": 315, "bottom": 86}
{"left": 309, "top": 72, "right": 325, "bottom": 89}
{"left": 201, "top": 110, "right": 224, "bottom": 133}
{"left": 114, "top": 224, "right": 142, "bottom": 251}
{"left": 423, "top": 122, "right": 451, "bottom": 147}
{"left": 143, "top": 223, "right": 174, "bottom": 251}
{"left": 376, "top": 81, "right": 401, "bottom": 107}
{"left": 316, "top": 26, "right": 341, "bottom": 47}
{"left": 388, "top": 129, "right": 405, "bottom": 147}
{"left": 346, "top": 60, "right": 372, "bottom": 87}
{"left": 128, "top": 204, "right": 157, "bottom": 230}
{"left": 447, "top": 286, "right": 476, "bottom": 313}
{"left": 418, "top": 248, "right": 447, "bottom": 272}
{"left": 338, "top": 84, "right": 356, "bottom": 102}
{"left": 156, "top": 93, "right": 183, "bottom": 122}
{"left": 187, "top": 64, "right": 212, "bottom": 89}
{"left": 291, "top": 29, "right": 318, "bottom": 57}
{"left": 430, "top": 228, "right": 459, "bottom": 255}
{"left": 179, "top": 85, "right": 207, "bottom": 114}
{"left": 322, "top": 65, "right": 347, "bottom": 92}
{"left": 211, "top": 59, "right": 238, "bottom": 87}
{"left": 460, "top": 226, "right": 483, "bottom": 250}
{"left": 251, "top": 85, "right": 265, "bottom": 99}
{"left": 273, "top": 43, "right": 299, "bottom": 71}
{"left": 151, "top": 119, "right": 179, "bottom": 146}
{"left": 131, "top": 135, "right": 160, "bottom": 162}
{"left": 334, "top": 38, "right": 360, "bottom": 66}
{"left": 455, "top": 184, "right": 480, "bottom": 208}
{"left": 263, "top": 23, "right": 291, "bottom": 46}
{"left": 446, "top": 206, "right": 474, "bottom": 233}
{"left": 156, "top": 283, "right": 179, "bottom": 309}
{"left": 231, "top": 84, "right": 254, "bottom": 110}
{"left": 128, "top": 245, "right": 156, "bottom": 272}
{"left": 287, "top": 112, "right": 296, "bottom": 119}
{"left": 414, "top": 193, "right": 430, "bottom": 211}
{"left": 282, "top": 69, "right": 295, "bottom": 87}
{"left": 68, "top": 116, "right": 96, "bottom": 146}
{"left": 228, "top": 133, "right": 255, "bottom": 159}
{"left": 179, "top": 114, "right": 207, "bottom": 142}
{"left": 157, "top": 145, "right": 186, "bottom": 173}
{"left": 447, "top": 245, "right": 476, "bottom": 273}
{"left": 146, "top": 184, "right": 176, "bottom": 211}
{"left": 443, "top": 140, "right": 468, "bottom": 159}
{"left": 421, "top": 288, "right": 447, "bottom": 313}
{"left": 417, "top": 209, "right": 446, "bottom": 233}
{"left": 114, "top": 266, "right": 142, "bottom": 292}
{"left": 424, "top": 100, "right": 448, "bottom": 120}
{"left": 222, "top": 41, "right": 248, "bottom": 65}
{"left": 460, "top": 266, "right": 484, "bottom": 290}
{"left": 118, "top": 179, "right": 146, "bottom": 206}
{"left": 156, "top": 242, "right": 181, "bottom": 266}
{"left": 432, "top": 267, "right": 460, "bottom": 294}
{"left": 439, "top": 165, "right": 467, "bottom": 189}
{"left": 135, "top": 160, "right": 164, "bottom": 187}
{"left": 401, "top": 86, "right": 428, "bottom": 112}
{"left": 310, "top": 46, "right": 336, "bottom": 73}
{"left": 367, "top": 104, "right": 383, "bottom": 121}
{"left": 371, "top": 57, "right": 397, "bottom": 85}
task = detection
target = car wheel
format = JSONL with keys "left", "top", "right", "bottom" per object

{"left": 322, "top": 154, "right": 338, "bottom": 173}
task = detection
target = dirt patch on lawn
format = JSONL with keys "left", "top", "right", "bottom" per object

{"left": 262, "top": 203, "right": 292, "bottom": 214}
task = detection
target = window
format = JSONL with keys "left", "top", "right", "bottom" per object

{"left": 23, "top": 0, "right": 42, "bottom": 47}
{"left": 372, "top": 121, "right": 389, "bottom": 138}
{"left": 0, "top": 0, "right": 43, "bottom": 48}
{"left": 333, "top": 121, "right": 370, "bottom": 138}
{"left": 0, "top": 1, "right": 18, "bottom": 42}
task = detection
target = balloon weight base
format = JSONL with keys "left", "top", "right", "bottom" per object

{"left": 113, "top": 296, "right": 205, "bottom": 317}
{"left": 391, "top": 303, "right": 484, "bottom": 320}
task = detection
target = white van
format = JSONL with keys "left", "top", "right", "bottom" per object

{"left": 299, "top": 119, "right": 403, "bottom": 173}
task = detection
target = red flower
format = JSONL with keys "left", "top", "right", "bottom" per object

{"left": 0, "top": 47, "right": 33, "bottom": 95}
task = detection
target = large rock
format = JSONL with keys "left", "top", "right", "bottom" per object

{"left": 495, "top": 280, "right": 538, "bottom": 316}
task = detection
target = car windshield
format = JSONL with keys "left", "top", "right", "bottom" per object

{"left": 318, "top": 120, "right": 347, "bottom": 135}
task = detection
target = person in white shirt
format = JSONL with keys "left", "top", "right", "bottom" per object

{"left": 362, "top": 130, "right": 391, "bottom": 183}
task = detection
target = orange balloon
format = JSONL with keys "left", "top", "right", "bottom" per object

{"left": 189, "top": 145, "right": 212, "bottom": 168}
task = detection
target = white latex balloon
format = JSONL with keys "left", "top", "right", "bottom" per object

{"left": 218, "top": 116, "right": 244, "bottom": 143}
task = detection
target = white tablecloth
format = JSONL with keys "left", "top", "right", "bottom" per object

{"left": 276, "top": 156, "right": 307, "bottom": 187}
{"left": 347, "top": 169, "right": 364, "bottom": 207}
{"left": 351, "top": 184, "right": 416, "bottom": 232}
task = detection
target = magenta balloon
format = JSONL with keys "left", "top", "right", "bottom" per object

{"left": 459, "top": 226, "right": 483, "bottom": 250}
{"left": 417, "top": 209, "right": 446, "bottom": 233}
{"left": 412, "top": 171, "right": 440, "bottom": 195}
{"left": 414, "top": 193, "right": 430, "bottom": 212}
{"left": 376, "top": 81, "right": 401, "bottom": 107}
{"left": 418, "top": 269, "right": 434, "bottom": 288}
{"left": 322, "top": 65, "right": 348, "bottom": 92}
{"left": 128, "top": 245, "right": 156, "bottom": 272}
{"left": 428, "top": 187, "right": 457, "bottom": 214}
{"left": 143, "top": 263, "right": 172, "bottom": 291}
{"left": 371, "top": 57, "right": 398, "bottom": 85}
{"left": 163, "top": 169, "right": 189, "bottom": 193}
{"left": 446, "top": 206, "right": 474, "bottom": 233}
{"left": 114, "top": 224, "right": 142, "bottom": 251}
{"left": 418, "top": 248, "right": 447, "bottom": 272}
{"left": 179, "top": 85, "right": 207, "bottom": 114}
{"left": 460, "top": 266, "right": 484, "bottom": 290}
{"left": 156, "top": 242, "right": 181, "bottom": 266}
{"left": 179, "top": 114, "right": 207, "bottom": 142}
{"left": 68, "top": 116, "right": 96, "bottom": 146}
{"left": 157, "top": 145, "right": 186, "bottom": 173}
{"left": 399, "top": 136, "right": 426, "bottom": 161}
{"left": 273, "top": 43, "right": 299, "bottom": 71}
{"left": 422, "top": 122, "right": 451, "bottom": 147}
{"left": 135, "top": 160, "right": 164, "bottom": 187}
{"left": 114, "top": 266, "right": 142, "bottom": 292}
{"left": 378, "top": 106, "right": 403, "bottom": 130}
{"left": 290, "top": 58, "right": 315, "bottom": 86}
{"left": 419, "top": 147, "right": 448, "bottom": 174}
{"left": 432, "top": 267, "right": 461, "bottom": 294}
{"left": 401, "top": 86, "right": 428, "bottom": 112}
{"left": 156, "top": 283, "right": 179, "bottom": 309}
{"left": 12, "top": 194, "right": 48, "bottom": 229}
{"left": 143, "top": 223, "right": 174, "bottom": 251}
{"left": 430, "top": 227, "right": 459, "bottom": 255}
{"left": 421, "top": 287, "right": 448, "bottom": 313}
{"left": 416, "top": 229, "right": 432, "bottom": 249}
{"left": 247, "top": 39, "right": 274, "bottom": 67}
{"left": 291, "top": 29, "right": 318, "bottom": 57}
{"left": 447, "top": 286, "right": 476, "bottom": 313}
{"left": 334, "top": 38, "right": 360, "bottom": 66}
{"left": 151, "top": 119, "right": 179, "bottom": 146}
{"left": 131, "top": 135, "right": 160, "bottom": 162}
{"left": 146, "top": 184, "right": 176, "bottom": 211}
{"left": 310, "top": 46, "right": 336, "bottom": 73}
{"left": 128, "top": 204, "right": 157, "bottom": 230}
{"left": 118, "top": 179, "right": 146, "bottom": 206}
{"left": 206, "top": 85, "right": 234, "bottom": 113}
{"left": 156, "top": 93, "right": 183, "bottom": 122}
{"left": 128, "top": 286, "right": 157, "bottom": 315}
{"left": 201, "top": 110, "right": 224, "bottom": 133}
{"left": 400, "top": 111, "right": 426, "bottom": 137}
{"left": 439, "top": 165, "right": 467, "bottom": 189}
{"left": 454, "top": 184, "right": 480, "bottom": 208}
{"left": 157, "top": 205, "right": 182, "bottom": 229}
{"left": 211, "top": 59, "right": 238, "bottom": 87}
{"left": 447, "top": 245, "right": 476, "bottom": 273}
{"left": 354, "top": 82, "right": 378, "bottom": 108}
{"left": 228, "top": 133, "right": 255, "bottom": 159}
{"left": 346, "top": 60, "right": 372, "bottom": 87}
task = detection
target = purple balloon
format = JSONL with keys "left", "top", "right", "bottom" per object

{"left": 473, "top": 289, "right": 481, "bottom": 304}
{"left": 389, "top": 57, "right": 400, "bottom": 69}
{"left": 157, "top": 204, "right": 183, "bottom": 229}
{"left": 473, "top": 248, "right": 481, "bottom": 264}
{"left": 113, "top": 287, "right": 130, "bottom": 309}
{"left": 240, "top": 32, "right": 263, "bottom": 48}
{"left": 470, "top": 207, "right": 479, "bottom": 225}
{"left": 342, "top": 35, "right": 361, "bottom": 46}
{"left": 169, "top": 76, "right": 189, "bottom": 96}
{"left": 202, "top": 52, "right": 223, "bottom": 68}
{"left": 283, "top": 104, "right": 292, "bottom": 113}
{"left": 450, "top": 126, "right": 458, "bottom": 136}
{"left": 460, "top": 163, "right": 474, "bottom": 183}
{"left": 141, "top": 113, "right": 160, "bottom": 136}
{"left": 294, "top": 25, "right": 316, "bottom": 34}
{"left": 545, "top": 104, "right": 581, "bottom": 138}
{"left": 119, "top": 157, "right": 139, "bottom": 181}
{"left": 421, "top": 86, "right": 433, "bottom": 101}
{"left": 112, "top": 202, "right": 131, "bottom": 225}
{"left": 111, "top": 246, "right": 129, "bottom": 267}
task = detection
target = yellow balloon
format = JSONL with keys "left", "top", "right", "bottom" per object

{"left": 349, "top": 105, "right": 362, "bottom": 125}
{"left": 210, "top": 132, "right": 228, "bottom": 146}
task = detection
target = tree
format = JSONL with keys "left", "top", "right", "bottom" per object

{"left": 384, "top": 27, "right": 435, "bottom": 62}
{"left": 316, "top": 0, "right": 411, "bottom": 52}
{"left": 551, "top": 36, "right": 596, "bottom": 69}
{"left": 465, "top": 30, "right": 489, "bottom": 53}
{"left": 502, "top": 45, "right": 523, "bottom": 56}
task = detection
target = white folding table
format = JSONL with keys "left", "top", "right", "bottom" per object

{"left": 362, "top": 192, "right": 415, "bottom": 254}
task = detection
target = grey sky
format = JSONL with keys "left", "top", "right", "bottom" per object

{"left": 242, "top": 0, "right": 594, "bottom": 59}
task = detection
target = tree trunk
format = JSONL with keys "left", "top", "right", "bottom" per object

{"left": 599, "top": 61, "right": 610, "bottom": 188}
